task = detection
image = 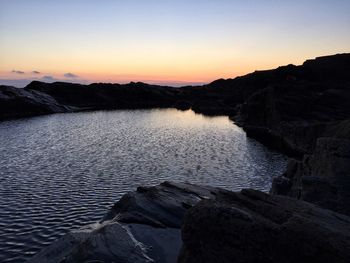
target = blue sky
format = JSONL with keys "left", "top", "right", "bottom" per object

{"left": 1, "top": 0, "right": 349, "bottom": 87}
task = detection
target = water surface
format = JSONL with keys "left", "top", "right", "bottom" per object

{"left": 0, "top": 109, "right": 287, "bottom": 262}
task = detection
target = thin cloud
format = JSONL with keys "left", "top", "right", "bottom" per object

{"left": 11, "top": 70, "right": 25, "bottom": 74}
{"left": 41, "top": 76, "right": 56, "bottom": 81}
{"left": 64, "top": 72, "right": 78, "bottom": 78}
{"left": 32, "top": 71, "right": 40, "bottom": 74}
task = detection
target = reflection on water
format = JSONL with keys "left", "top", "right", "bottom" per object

{"left": 0, "top": 109, "right": 287, "bottom": 262}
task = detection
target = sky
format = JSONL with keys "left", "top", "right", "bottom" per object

{"left": 0, "top": 0, "right": 349, "bottom": 87}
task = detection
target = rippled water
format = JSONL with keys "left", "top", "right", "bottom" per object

{"left": 0, "top": 109, "right": 287, "bottom": 262}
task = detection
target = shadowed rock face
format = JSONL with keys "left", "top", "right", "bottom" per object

{"left": 179, "top": 189, "right": 350, "bottom": 263}
{"left": 269, "top": 120, "right": 350, "bottom": 215}
{"left": 0, "top": 85, "right": 69, "bottom": 119}
{"left": 226, "top": 54, "right": 350, "bottom": 216}
{"left": 28, "top": 182, "right": 220, "bottom": 263}
{"left": 238, "top": 83, "right": 350, "bottom": 156}
{"left": 30, "top": 182, "right": 350, "bottom": 263}
{"left": 25, "top": 81, "right": 184, "bottom": 110}
{"left": 271, "top": 137, "right": 350, "bottom": 216}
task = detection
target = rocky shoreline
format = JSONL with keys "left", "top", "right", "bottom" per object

{"left": 2, "top": 53, "right": 350, "bottom": 262}
{"left": 29, "top": 181, "right": 350, "bottom": 263}
{"left": 28, "top": 182, "right": 219, "bottom": 263}
{"left": 2, "top": 54, "right": 349, "bottom": 154}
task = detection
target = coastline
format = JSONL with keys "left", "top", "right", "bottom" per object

{"left": 2, "top": 53, "right": 350, "bottom": 262}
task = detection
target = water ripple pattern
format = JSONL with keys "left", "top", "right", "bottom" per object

{"left": 0, "top": 109, "right": 287, "bottom": 262}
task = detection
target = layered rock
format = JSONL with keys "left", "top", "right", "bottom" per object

{"left": 236, "top": 82, "right": 350, "bottom": 155}
{"left": 28, "top": 182, "right": 219, "bottom": 263}
{"left": 271, "top": 137, "right": 350, "bottom": 216}
{"left": 179, "top": 188, "right": 350, "bottom": 263}
{"left": 230, "top": 54, "right": 350, "bottom": 216}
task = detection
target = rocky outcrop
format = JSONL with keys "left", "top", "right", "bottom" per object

{"left": 236, "top": 81, "right": 350, "bottom": 155}
{"left": 3, "top": 53, "right": 350, "bottom": 219}
{"left": 271, "top": 137, "right": 350, "bottom": 216}
{"left": 0, "top": 85, "right": 70, "bottom": 120}
{"left": 25, "top": 81, "right": 184, "bottom": 111}
{"left": 2, "top": 53, "right": 349, "bottom": 125}
{"left": 30, "top": 182, "right": 350, "bottom": 263}
{"left": 28, "top": 182, "right": 219, "bottom": 263}
{"left": 269, "top": 121, "right": 350, "bottom": 216}
{"left": 231, "top": 54, "right": 350, "bottom": 216}
{"left": 179, "top": 188, "right": 350, "bottom": 263}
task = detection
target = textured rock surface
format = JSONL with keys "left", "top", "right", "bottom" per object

{"left": 271, "top": 137, "right": 350, "bottom": 216}
{"left": 29, "top": 222, "right": 153, "bottom": 263}
{"left": 31, "top": 182, "right": 350, "bottom": 263}
{"left": 0, "top": 85, "right": 70, "bottom": 119}
{"left": 233, "top": 54, "right": 350, "bottom": 156}
{"left": 179, "top": 188, "right": 350, "bottom": 263}
{"left": 29, "top": 182, "right": 219, "bottom": 263}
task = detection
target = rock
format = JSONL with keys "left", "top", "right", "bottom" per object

{"left": 302, "top": 53, "right": 350, "bottom": 82}
{"left": 0, "top": 85, "right": 70, "bottom": 120}
{"left": 30, "top": 181, "right": 350, "bottom": 263}
{"left": 29, "top": 181, "right": 219, "bottom": 263}
{"left": 2, "top": 53, "right": 349, "bottom": 124}
{"left": 234, "top": 54, "right": 350, "bottom": 155}
{"left": 237, "top": 83, "right": 350, "bottom": 155}
{"left": 29, "top": 222, "right": 153, "bottom": 263}
{"left": 25, "top": 81, "right": 185, "bottom": 111}
{"left": 179, "top": 188, "right": 350, "bottom": 263}
{"left": 271, "top": 137, "right": 350, "bottom": 216}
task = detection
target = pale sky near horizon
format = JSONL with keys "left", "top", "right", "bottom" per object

{"left": 0, "top": 0, "right": 349, "bottom": 87}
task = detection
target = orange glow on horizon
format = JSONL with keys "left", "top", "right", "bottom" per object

{"left": 1, "top": 1, "right": 349, "bottom": 87}
{"left": 0, "top": 55, "right": 305, "bottom": 86}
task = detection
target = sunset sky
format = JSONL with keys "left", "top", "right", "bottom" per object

{"left": 1, "top": 0, "right": 349, "bottom": 87}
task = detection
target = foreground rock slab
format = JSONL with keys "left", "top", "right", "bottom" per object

{"left": 30, "top": 181, "right": 350, "bottom": 263}
{"left": 28, "top": 182, "right": 219, "bottom": 263}
{"left": 179, "top": 188, "right": 350, "bottom": 263}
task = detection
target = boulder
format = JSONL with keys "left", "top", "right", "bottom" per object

{"left": 31, "top": 181, "right": 350, "bottom": 263}
{"left": 179, "top": 188, "right": 350, "bottom": 263}
{"left": 29, "top": 222, "right": 153, "bottom": 263}
{"left": 29, "top": 182, "right": 219, "bottom": 263}
{"left": 0, "top": 85, "right": 70, "bottom": 120}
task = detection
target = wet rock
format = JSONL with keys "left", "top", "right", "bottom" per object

{"left": 29, "top": 182, "right": 219, "bottom": 263}
{"left": 179, "top": 188, "right": 350, "bottom": 263}
{"left": 30, "top": 181, "right": 350, "bottom": 263}
{"left": 29, "top": 222, "right": 153, "bottom": 263}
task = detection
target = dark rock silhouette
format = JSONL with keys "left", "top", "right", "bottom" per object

{"left": 23, "top": 81, "right": 182, "bottom": 111}
{"left": 28, "top": 182, "right": 219, "bottom": 263}
{"left": 0, "top": 85, "right": 69, "bottom": 119}
{"left": 29, "top": 182, "right": 350, "bottom": 263}
{"left": 2, "top": 53, "right": 349, "bottom": 130}
{"left": 3, "top": 53, "right": 350, "bottom": 262}
{"left": 179, "top": 188, "right": 350, "bottom": 263}
{"left": 2, "top": 53, "right": 350, "bottom": 214}
{"left": 271, "top": 137, "right": 350, "bottom": 216}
